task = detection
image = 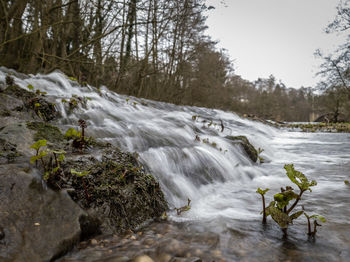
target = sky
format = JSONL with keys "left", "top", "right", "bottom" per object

{"left": 205, "top": 0, "right": 348, "bottom": 88}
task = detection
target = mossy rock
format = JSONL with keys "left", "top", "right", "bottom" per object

{"left": 4, "top": 85, "right": 58, "bottom": 121}
{"left": 225, "top": 135, "right": 258, "bottom": 162}
{"left": 49, "top": 147, "right": 168, "bottom": 234}
{"left": 0, "top": 138, "right": 22, "bottom": 164}
{"left": 3, "top": 85, "right": 36, "bottom": 100}
{"left": 26, "top": 121, "right": 65, "bottom": 144}
{"left": 25, "top": 97, "right": 59, "bottom": 122}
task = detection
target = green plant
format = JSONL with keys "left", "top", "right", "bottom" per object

{"left": 174, "top": 198, "right": 191, "bottom": 215}
{"left": 256, "top": 188, "right": 269, "bottom": 223}
{"left": 345, "top": 180, "right": 349, "bottom": 185}
{"left": 30, "top": 140, "right": 48, "bottom": 168}
{"left": 65, "top": 127, "right": 81, "bottom": 140}
{"left": 71, "top": 168, "right": 91, "bottom": 200}
{"left": 30, "top": 140, "right": 66, "bottom": 181}
{"left": 303, "top": 210, "right": 326, "bottom": 237}
{"left": 257, "top": 148, "right": 265, "bottom": 163}
{"left": 258, "top": 164, "right": 319, "bottom": 237}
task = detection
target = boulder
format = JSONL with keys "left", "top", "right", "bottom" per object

{"left": 225, "top": 136, "right": 258, "bottom": 162}
{"left": 50, "top": 147, "right": 168, "bottom": 234}
{"left": 0, "top": 164, "right": 98, "bottom": 262}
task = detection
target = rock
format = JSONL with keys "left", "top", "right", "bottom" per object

{"left": 3, "top": 85, "right": 59, "bottom": 122}
{"left": 102, "top": 256, "right": 130, "bottom": 262}
{"left": 26, "top": 121, "right": 65, "bottom": 144}
{"left": 0, "top": 122, "right": 35, "bottom": 157}
{"left": 132, "top": 255, "right": 155, "bottom": 262}
{"left": 157, "top": 253, "right": 172, "bottom": 262}
{"left": 0, "top": 164, "right": 98, "bottom": 262}
{"left": 58, "top": 147, "right": 168, "bottom": 234}
{"left": 225, "top": 136, "right": 258, "bottom": 162}
{"left": 25, "top": 96, "right": 59, "bottom": 122}
{"left": 169, "top": 258, "right": 202, "bottom": 262}
{"left": 0, "top": 138, "right": 22, "bottom": 164}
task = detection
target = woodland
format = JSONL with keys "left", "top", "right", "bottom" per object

{"left": 1, "top": 0, "right": 350, "bottom": 121}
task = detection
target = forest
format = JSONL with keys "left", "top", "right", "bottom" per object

{"left": 1, "top": 0, "right": 350, "bottom": 122}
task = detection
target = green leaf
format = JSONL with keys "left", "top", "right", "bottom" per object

{"left": 345, "top": 180, "right": 350, "bottom": 185}
{"left": 27, "top": 84, "right": 34, "bottom": 90}
{"left": 290, "top": 210, "right": 304, "bottom": 221}
{"left": 273, "top": 190, "right": 299, "bottom": 209}
{"left": 30, "top": 155, "right": 40, "bottom": 164}
{"left": 310, "top": 214, "right": 326, "bottom": 223}
{"left": 43, "top": 172, "right": 50, "bottom": 180}
{"left": 265, "top": 201, "right": 292, "bottom": 229}
{"left": 69, "top": 76, "right": 77, "bottom": 81}
{"left": 71, "top": 169, "right": 90, "bottom": 177}
{"left": 30, "top": 140, "right": 47, "bottom": 151}
{"left": 52, "top": 167, "right": 59, "bottom": 173}
{"left": 284, "top": 164, "right": 317, "bottom": 191}
{"left": 256, "top": 187, "right": 269, "bottom": 195}
{"left": 58, "top": 154, "right": 65, "bottom": 162}
{"left": 65, "top": 128, "right": 81, "bottom": 138}
{"left": 34, "top": 103, "right": 41, "bottom": 107}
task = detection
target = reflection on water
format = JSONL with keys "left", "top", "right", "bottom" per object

{"left": 1, "top": 68, "right": 349, "bottom": 261}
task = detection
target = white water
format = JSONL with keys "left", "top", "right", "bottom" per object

{"left": 1, "top": 68, "right": 350, "bottom": 260}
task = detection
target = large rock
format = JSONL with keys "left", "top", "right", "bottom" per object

{"left": 0, "top": 164, "right": 97, "bottom": 262}
{"left": 225, "top": 135, "right": 258, "bottom": 162}
{"left": 50, "top": 147, "right": 168, "bottom": 234}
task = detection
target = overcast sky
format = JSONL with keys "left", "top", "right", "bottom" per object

{"left": 205, "top": 0, "right": 347, "bottom": 88}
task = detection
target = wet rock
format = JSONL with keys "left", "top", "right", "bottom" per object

{"left": 132, "top": 255, "right": 155, "bottom": 262}
{"left": 57, "top": 147, "right": 168, "bottom": 234}
{"left": 25, "top": 96, "right": 59, "bottom": 121}
{"left": 0, "top": 122, "right": 35, "bottom": 157}
{"left": 102, "top": 256, "right": 130, "bottom": 262}
{"left": 169, "top": 257, "right": 202, "bottom": 262}
{"left": 0, "top": 138, "right": 22, "bottom": 164}
{"left": 26, "top": 121, "right": 65, "bottom": 144}
{"left": 156, "top": 253, "right": 172, "bottom": 262}
{"left": 3, "top": 85, "right": 59, "bottom": 121}
{"left": 0, "top": 164, "right": 97, "bottom": 262}
{"left": 225, "top": 136, "right": 258, "bottom": 162}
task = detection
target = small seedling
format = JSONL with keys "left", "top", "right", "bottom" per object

{"left": 174, "top": 198, "right": 191, "bottom": 215}
{"left": 303, "top": 209, "right": 326, "bottom": 237}
{"left": 30, "top": 140, "right": 48, "bottom": 168}
{"left": 256, "top": 188, "right": 269, "bottom": 223}
{"left": 71, "top": 168, "right": 91, "bottom": 201}
{"left": 257, "top": 148, "right": 265, "bottom": 163}
{"left": 345, "top": 180, "right": 349, "bottom": 185}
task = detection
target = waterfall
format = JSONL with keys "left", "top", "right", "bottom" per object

{"left": 2, "top": 68, "right": 349, "bottom": 229}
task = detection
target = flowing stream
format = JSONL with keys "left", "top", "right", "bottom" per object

{"left": 1, "top": 68, "right": 350, "bottom": 261}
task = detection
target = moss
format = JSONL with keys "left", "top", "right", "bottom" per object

{"left": 225, "top": 135, "right": 258, "bottom": 162}
{"left": 49, "top": 148, "right": 168, "bottom": 234}
{"left": 3, "top": 85, "right": 36, "bottom": 100}
{"left": 0, "top": 109, "right": 11, "bottom": 117}
{"left": 26, "top": 121, "right": 65, "bottom": 143}
{"left": 0, "top": 138, "right": 22, "bottom": 163}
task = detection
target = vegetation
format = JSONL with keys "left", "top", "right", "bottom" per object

{"left": 1, "top": 1, "right": 349, "bottom": 122}
{"left": 257, "top": 164, "right": 323, "bottom": 237}
{"left": 174, "top": 198, "right": 191, "bottom": 215}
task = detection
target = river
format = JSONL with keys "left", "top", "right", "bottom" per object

{"left": 1, "top": 68, "right": 349, "bottom": 262}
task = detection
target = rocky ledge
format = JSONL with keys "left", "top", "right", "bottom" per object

{"left": 0, "top": 82, "right": 167, "bottom": 261}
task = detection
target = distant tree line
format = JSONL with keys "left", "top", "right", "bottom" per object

{"left": 0, "top": 0, "right": 349, "bottom": 122}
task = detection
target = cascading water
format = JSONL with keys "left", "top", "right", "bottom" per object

{"left": 1, "top": 67, "right": 350, "bottom": 261}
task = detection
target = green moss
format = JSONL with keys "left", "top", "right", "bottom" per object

{"left": 3, "top": 85, "right": 36, "bottom": 100}
{"left": 225, "top": 135, "right": 258, "bottom": 162}
{"left": 26, "top": 121, "right": 65, "bottom": 143}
